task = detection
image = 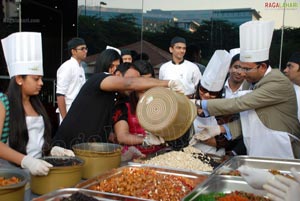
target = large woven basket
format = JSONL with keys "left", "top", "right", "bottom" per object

{"left": 137, "top": 87, "right": 197, "bottom": 141}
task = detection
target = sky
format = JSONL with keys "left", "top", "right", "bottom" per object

{"left": 78, "top": 0, "right": 300, "bottom": 28}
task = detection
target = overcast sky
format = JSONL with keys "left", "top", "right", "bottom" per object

{"left": 79, "top": 0, "right": 300, "bottom": 28}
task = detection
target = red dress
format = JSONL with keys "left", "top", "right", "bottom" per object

{"left": 124, "top": 103, "right": 164, "bottom": 155}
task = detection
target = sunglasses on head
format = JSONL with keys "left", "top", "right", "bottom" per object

{"left": 199, "top": 85, "right": 220, "bottom": 96}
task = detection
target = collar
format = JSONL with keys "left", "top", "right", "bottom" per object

{"left": 172, "top": 59, "right": 184, "bottom": 65}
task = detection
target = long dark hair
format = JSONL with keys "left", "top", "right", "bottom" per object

{"left": 8, "top": 76, "right": 52, "bottom": 156}
{"left": 128, "top": 60, "right": 155, "bottom": 114}
{"left": 94, "top": 49, "right": 122, "bottom": 73}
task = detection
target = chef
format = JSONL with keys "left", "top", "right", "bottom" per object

{"left": 196, "top": 20, "right": 300, "bottom": 159}
{"left": 0, "top": 32, "right": 74, "bottom": 176}
{"left": 190, "top": 49, "right": 231, "bottom": 156}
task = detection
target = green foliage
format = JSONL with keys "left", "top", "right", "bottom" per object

{"left": 78, "top": 15, "right": 300, "bottom": 66}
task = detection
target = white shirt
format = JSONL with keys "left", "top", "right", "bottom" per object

{"left": 294, "top": 84, "right": 300, "bottom": 122}
{"left": 159, "top": 60, "right": 202, "bottom": 95}
{"left": 224, "top": 78, "right": 244, "bottom": 98}
{"left": 56, "top": 57, "right": 86, "bottom": 113}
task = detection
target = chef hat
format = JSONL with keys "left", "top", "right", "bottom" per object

{"left": 201, "top": 50, "right": 231, "bottom": 92}
{"left": 240, "top": 20, "right": 274, "bottom": 62}
{"left": 1, "top": 32, "right": 43, "bottom": 78}
{"left": 230, "top": 48, "right": 240, "bottom": 58}
{"left": 106, "top": 45, "right": 121, "bottom": 55}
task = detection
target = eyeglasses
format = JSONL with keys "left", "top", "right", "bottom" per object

{"left": 199, "top": 85, "right": 220, "bottom": 96}
{"left": 238, "top": 64, "right": 261, "bottom": 73}
{"left": 75, "top": 47, "right": 88, "bottom": 51}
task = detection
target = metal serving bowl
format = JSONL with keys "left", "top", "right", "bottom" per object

{"left": 0, "top": 168, "right": 28, "bottom": 200}
{"left": 30, "top": 156, "right": 84, "bottom": 195}
{"left": 72, "top": 143, "right": 122, "bottom": 179}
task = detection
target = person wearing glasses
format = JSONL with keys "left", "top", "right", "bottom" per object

{"left": 283, "top": 52, "right": 300, "bottom": 121}
{"left": 195, "top": 21, "right": 300, "bottom": 159}
{"left": 190, "top": 50, "right": 232, "bottom": 156}
{"left": 56, "top": 37, "right": 87, "bottom": 124}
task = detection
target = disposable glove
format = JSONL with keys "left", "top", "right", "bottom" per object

{"left": 168, "top": 80, "right": 185, "bottom": 94}
{"left": 50, "top": 146, "right": 75, "bottom": 157}
{"left": 21, "top": 155, "right": 53, "bottom": 176}
{"left": 237, "top": 165, "right": 274, "bottom": 189}
{"left": 263, "top": 167, "right": 300, "bottom": 201}
{"left": 121, "top": 146, "right": 146, "bottom": 161}
{"left": 194, "top": 125, "right": 221, "bottom": 141}
{"left": 143, "top": 132, "right": 165, "bottom": 146}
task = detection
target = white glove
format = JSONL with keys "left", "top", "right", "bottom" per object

{"left": 237, "top": 165, "right": 274, "bottom": 189}
{"left": 50, "top": 146, "right": 75, "bottom": 157}
{"left": 263, "top": 167, "right": 300, "bottom": 201}
{"left": 143, "top": 132, "right": 165, "bottom": 146}
{"left": 168, "top": 80, "right": 185, "bottom": 94}
{"left": 194, "top": 125, "right": 221, "bottom": 141}
{"left": 21, "top": 155, "right": 53, "bottom": 176}
{"left": 121, "top": 146, "right": 146, "bottom": 161}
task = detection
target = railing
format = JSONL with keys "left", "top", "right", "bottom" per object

{"left": 0, "top": 75, "right": 56, "bottom": 107}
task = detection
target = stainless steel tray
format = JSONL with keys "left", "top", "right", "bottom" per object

{"left": 32, "top": 188, "right": 150, "bottom": 201}
{"left": 213, "top": 155, "right": 300, "bottom": 175}
{"left": 75, "top": 164, "right": 209, "bottom": 200}
{"left": 182, "top": 175, "right": 268, "bottom": 200}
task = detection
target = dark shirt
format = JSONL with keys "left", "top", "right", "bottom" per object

{"left": 53, "top": 73, "right": 118, "bottom": 149}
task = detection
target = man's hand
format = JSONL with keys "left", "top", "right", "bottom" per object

{"left": 195, "top": 125, "right": 221, "bottom": 141}
{"left": 238, "top": 165, "right": 274, "bottom": 189}
{"left": 263, "top": 167, "right": 300, "bottom": 201}
{"left": 168, "top": 80, "right": 185, "bottom": 94}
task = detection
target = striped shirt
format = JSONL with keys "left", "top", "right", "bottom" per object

{"left": 0, "top": 92, "right": 9, "bottom": 143}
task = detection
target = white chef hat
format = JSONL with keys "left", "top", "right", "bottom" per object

{"left": 1, "top": 32, "right": 43, "bottom": 78}
{"left": 230, "top": 48, "right": 240, "bottom": 58}
{"left": 240, "top": 20, "right": 275, "bottom": 62}
{"left": 106, "top": 45, "right": 121, "bottom": 55}
{"left": 200, "top": 50, "right": 231, "bottom": 92}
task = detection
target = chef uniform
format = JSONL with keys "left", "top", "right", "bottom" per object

{"left": 193, "top": 50, "right": 231, "bottom": 156}
{"left": 239, "top": 21, "right": 294, "bottom": 158}
{"left": 1, "top": 32, "right": 45, "bottom": 200}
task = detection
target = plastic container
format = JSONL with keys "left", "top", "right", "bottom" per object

{"left": 30, "top": 156, "right": 84, "bottom": 195}
{"left": 137, "top": 87, "right": 197, "bottom": 140}
{"left": 0, "top": 168, "right": 28, "bottom": 200}
{"left": 72, "top": 143, "right": 122, "bottom": 179}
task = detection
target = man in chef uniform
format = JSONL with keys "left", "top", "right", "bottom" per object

{"left": 195, "top": 20, "right": 300, "bottom": 159}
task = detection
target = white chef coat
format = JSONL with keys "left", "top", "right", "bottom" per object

{"left": 293, "top": 84, "right": 300, "bottom": 122}
{"left": 159, "top": 60, "right": 202, "bottom": 95}
{"left": 56, "top": 57, "right": 86, "bottom": 122}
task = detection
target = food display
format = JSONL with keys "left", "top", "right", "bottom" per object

{"left": 59, "top": 192, "right": 98, "bottom": 201}
{"left": 76, "top": 165, "right": 208, "bottom": 201}
{"left": 136, "top": 146, "right": 216, "bottom": 172}
{"left": 214, "top": 156, "right": 300, "bottom": 176}
{"left": 32, "top": 188, "right": 151, "bottom": 201}
{"left": 31, "top": 156, "right": 84, "bottom": 195}
{"left": 183, "top": 175, "right": 268, "bottom": 201}
{"left": 0, "top": 176, "right": 20, "bottom": 187}
{"left": 0, "top": 168, "right": 28, "bottom": 201}
{"left": 194, "top": 191, "right": 270, "bottom": 201}
{"left": 44, "top": 158, "right": 82, "bottom": 167}
{"left": 221, "top": 169, "right": 294, "bottom": 179}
